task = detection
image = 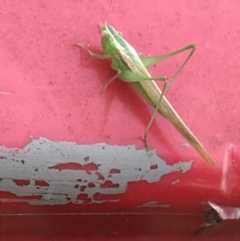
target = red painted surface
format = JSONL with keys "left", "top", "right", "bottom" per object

{"left": 1, "top": 0, "right": 240, "bottom": 240}
{"left": 1, "top": 214, "right": 240, "bottom": 241}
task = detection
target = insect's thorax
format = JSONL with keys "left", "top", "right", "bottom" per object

{"left": 101, "top": 24, "right": 146, "bottom": 74}
{"left": 101, "top": 24, "right": 118, "bottom": 56}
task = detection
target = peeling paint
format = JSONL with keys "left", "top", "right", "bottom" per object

{"left": 0, "top": 138, "right": 192, "bottom": 205}
{"left": 209, "top": 202, "right": 240, "bottom": 220}
{"left": 193, "top": 203, "right": 222, "bottom": 235}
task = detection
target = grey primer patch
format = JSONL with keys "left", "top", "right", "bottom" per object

{"left": 0, "top": 138, "right": 192, "bottom": 205}
{"left": 137, "top": 201, "right": 171, "bottom": 208}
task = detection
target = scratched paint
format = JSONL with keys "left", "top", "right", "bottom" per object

{"left": 137, "top": 201, "right": 171, "bottom": 208}
{"left": 171, "top": 179, "right": 180, "bottom": 185}
{"left": 0, "top": 138, "right": 192, "bottom": 205}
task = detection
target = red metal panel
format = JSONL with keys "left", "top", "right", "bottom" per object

{"left": 1, "top": 0, "right": 240, "bottom": 240}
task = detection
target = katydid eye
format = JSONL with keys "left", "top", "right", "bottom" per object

{"left": 101, "top": 30, "right": 108, "bottom": 37}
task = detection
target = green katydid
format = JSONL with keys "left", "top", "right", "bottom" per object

{"left": 75, "top": 3, "right": 217, "bottom": 168}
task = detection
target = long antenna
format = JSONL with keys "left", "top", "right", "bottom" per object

{"left": 105, "top": 0, "right": 118, "bottom": 23}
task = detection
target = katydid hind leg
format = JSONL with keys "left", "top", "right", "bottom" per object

{"left": 142, "top": 77, "right": 169, "bottom": 149}
{"left": 164, "top": 44, "right": 196, "bottom": 93}
{"left": 141, "top": 44, "right": 196, "bottom": 94}
{"left": 118, "top": 70, "right": 167, "bottom": 83}
{"left": 102, "top": 68, "right": 168, "bottom": 94}
{"left": 141, "top": 44, "right": 196, "bottom": 68}
{"left": 142, "top": 44, "right": 196, "bottom": 149}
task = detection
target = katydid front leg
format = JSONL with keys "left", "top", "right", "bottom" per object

{"left": 75, "top": 42, "right": 168, "bottom": 92}
{"left": 75, "top": 43, "right": 118, "bottom": 91}
{"left": 75, "top": 43, "right": 111, "bottom": 59}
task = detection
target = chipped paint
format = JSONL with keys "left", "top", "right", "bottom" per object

{"left": 137, "top": 201, "right": 171, "bottom": 208}
{"left": 0, "top": 138, "right": 192, "bottom": 205}
{"left": 180, "top": 142, "right": 190, "bottom": 148}
{"left": 171, "top": 179, "right": 180, "bottom": 185}
{"left": 193, "top": 204, "right": 222, "bottom": 235}
{"left": 209, "top": 202, "right": 240, "bottom": 220}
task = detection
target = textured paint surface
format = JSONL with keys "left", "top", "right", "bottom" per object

{"left": 0, "top": 138, "right": 192, "bottom": 206}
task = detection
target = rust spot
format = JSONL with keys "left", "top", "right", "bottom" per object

{"left": 77, "top": 178, "right": 82, "bottom": 182}
{"left": 0, "top": 156, "right": 6, "bottom": 160}
{"left": 100, "top": 180, "right": 119, "bottom": 188}
{"left": 74, "top": 184, "right": 80, "bottom": 188}
{"left": 35, "top": 180, "right": 49, "bottom": 187}
{"left": 21, "top": 160, "right": 25, "bottom": 164}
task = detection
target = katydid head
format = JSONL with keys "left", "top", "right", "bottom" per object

{"left": 99, "top": 1, "right": 122, "bottom": 56}
{"left": 100, "top": 24, "right": 120, "bottom": 56}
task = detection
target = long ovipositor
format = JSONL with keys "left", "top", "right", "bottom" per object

{"left": 132, "top": 77, "right": 217, "bottom": 167}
